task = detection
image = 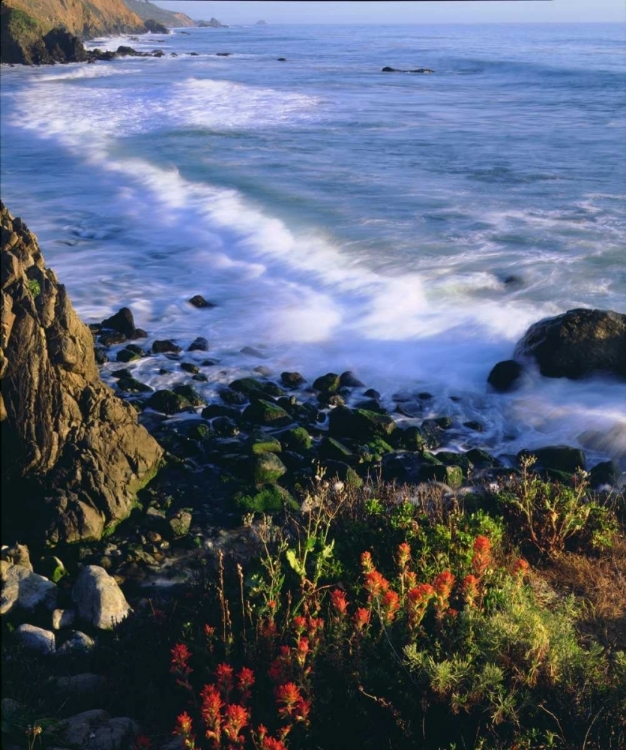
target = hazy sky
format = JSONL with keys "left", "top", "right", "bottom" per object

{"left": 152, "top": 1, "right": 626, "bottom": 25}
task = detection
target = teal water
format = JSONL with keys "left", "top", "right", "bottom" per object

{"left": 1, "top": 24, "right": 625, "bottom": 467}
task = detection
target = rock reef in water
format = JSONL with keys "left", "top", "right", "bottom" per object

{"left": 1, "top": 202, "right": 162, "bottom": 545}
{"left": 515, "top": 308, "right": 626, "bottom": 380}
{"left": 382, "top": 66, "right": 434, "bottom": 74}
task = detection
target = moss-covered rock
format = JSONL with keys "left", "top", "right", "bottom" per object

{"left": 243, "top": 399, "right": 292, "bottom": 428}
{"left": 519, "top": 445, "right": 586, "bottom": 473}
{"left": 313, "top": 372, "right": 341, "bottom": 392}
{"left": 318, "top": 437, "right": 354, "bottom": 461}
{"left": 419, "top": 464, "right": 463, "bottom": 488}
{"left": 328, "top": 406, "right": 396, "bottom": 441}
{"left": 281, "top": 427, "right": 313, "bottom": 452}
{"left": 230, "top": 377, "right": 284, "bottom": 399}
{"left": 251, "top": 453, "right": 287, "bottom": 484}
{"left": 236, "top": 484, "right": 298, "bottom": 514}
{"left": 172, "top": 384, "right": 205, "bottom": 407}
{"left": 147, "top": 389, "right": 192, "bottom": 415}
{"left": 249, "top": 432, "right": 282, "bottom": 455}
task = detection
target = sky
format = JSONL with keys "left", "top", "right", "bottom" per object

{"left": 152, "top": 1, "right": 626, "bottom": 25}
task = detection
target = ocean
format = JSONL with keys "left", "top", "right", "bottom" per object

{"left": 1, "top": 23, "right": 625, "bottom": 470}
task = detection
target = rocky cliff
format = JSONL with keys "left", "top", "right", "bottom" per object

{"left": 122, "top": 0, "right": 194, "bottom": 29}
{"left": 0, "top": 0, "right": 145, "bottom": 63}
{"left": 1, "top": 202, "right": 162, "bottom": 545}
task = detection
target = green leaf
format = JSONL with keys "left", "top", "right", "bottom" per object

{"left": 286, "top": 549, "right": 306, "bottom": 577}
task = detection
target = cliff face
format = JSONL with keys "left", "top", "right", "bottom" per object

{"left": 0, "top": 0, "right": 145, "bottom": 63}
{"left": 123, "top": 0, "right": 194, "bottom": 29}
{"left": 1, "top": 202, "right": 163, "bottom": 545}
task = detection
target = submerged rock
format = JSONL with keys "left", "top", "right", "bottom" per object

{"left": 515, "top": 308, "right": 626, "bottom": 380}
{"left": 1, "top": 203, "right": 162, "bottom": 544}
{"left": 382, "top": 66, "right": 434, "bottom": 74}
{"left": 488, "top": 359, "right": 523, "bottom": 392}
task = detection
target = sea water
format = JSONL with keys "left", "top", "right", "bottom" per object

{"left": 1, "top": 23, "right": 625, "bottom": 470}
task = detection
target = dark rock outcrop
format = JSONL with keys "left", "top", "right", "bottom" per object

{"left": 487, "top": 359, "right": 523, "bottom": 392}
{"left": 515, "top": 308, "right": 626, "bottom": 380}
{"left": 1, "top": 202, "right": 162, "bottom": 545}
{"left": 143, "top": 18, "right": 168, "bottom": 34}
{"left": 382, "top": 66, "right": 434, "bottom": 74}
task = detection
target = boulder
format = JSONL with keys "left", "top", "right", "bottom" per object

{"left": 144, "top": 19, "right": 169, "bottom": 33}
{"left": 382, "top": 66, "right": 434, "bottom": 74}
{"left": 188, "top": 336, "right": 209, "bottom": 351}
{"left": 312, "top": 372, "right": 340, "bottom": 393}
{"left": 52, "top": 608, "right": 75, "bottom": 629}
{"left": 188, "top": 294, "right": 215, "bottom": 308}
{"left": 58, "top": 709, "right": 139, "bottom": 750}
{"left": 281, "top": 371, "right": 305, "bottom": 389}
{"left": 101, "top": 307, "right": 137, "bottom": 338}
{"left": 328, "top": 406, "right": 396, "bottom": 441}
{"left": 487, "top": 359, "right": 523, "bottom": 392}
{"left": 515, "top": 308, "right": 626, "bottom": 380}
{"left": 251, "top": 453, "right": 287, "bottom": 484}
{"left": 15, "top": 623, "right": 55, "bottom": 654}
{"left": 1, "top": 561, "right": 57, "bottom": 615}
{"left": 72, "top": 565, "right": 131, "bottom": 629}
{"left": 1, "top": 204, "right": 162, "bottom": 544}
{"left": 519, "top": 445, "right": 586, "bottom": 474}
{"left": 146, "top": 389, "right": 192, "bottom": 414}
{"left": 243, "top": 399, "right": 292, "bottom": 428}
{"left": 56, "top": 630, "right": 95, "bottom": 656}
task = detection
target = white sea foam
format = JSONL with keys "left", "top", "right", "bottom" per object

{"left": 4, "top": 48, "right": 626, "bottom": 471}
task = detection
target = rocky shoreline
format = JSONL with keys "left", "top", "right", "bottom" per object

{"left": 1, "top": 201, "right": 625, "bottom": 748}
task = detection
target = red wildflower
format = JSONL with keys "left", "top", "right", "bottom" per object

{"left": 361, "top": 551, "right": 375, "bottom": 573}
{"left": 295, "top": 696, "right": 311, "bottom": 723}
{"left": 433, "top": 571, "right": 455, "bottom": 601}
{"left": 292, "top": 615, "right": 307, "bottom": 634}
{"left": 268, "top": 646, "right": 292, "bottom": 683}
{"left": 173, "top": 712, "right": 194, "bottom": 743}
{"left": 306, "top": 616, "right": 324, "bottom": 642}
{"left": 223, "top": 704, "right": 249, "bottom": 744}
{"left": 170, "top": 643, "right": 192, "bottom": 674}
{"left": 404, "top": 570, "right": 417, "bottom": 590}
{"left": 260, "top": 737, "right": 287, "bottom": 750}
{"left": 215, "top": 663, "right": 234, "bottom": 698}
{"left": 461, "top": 574, "right": 480, "bottom": 606}
{"left": 200, "top": 684, "right": 223, "bottom": 727}
{"left": 513, "top": 558, "right": 530, "bottom": 577}
{"left": 261, "top": 618, "right": 278, "bottom": 640}
{"left": 407, "top": 584, "right": 435, "bottom": 629}
{"left": 276, "top": 682, "right": 303, "bottom": 719}
{"left": 134, "top": 735, "right": 151, "bottom": 750}
{"left": 330, "top": 589, "right": 349, "bottom": 616}
{"left": 364, "top": 570, "right": 390, "bottom": 599}
{"left": 397, "top": 542, "right": 411, "bottom": 569}
{"left": 472, "top": 536, "right": 492, "bottom": 577}
{"left": 353, "top": 607, "right": 371, "bottom": 632}
{"left": 237, "top": 667, "right": 255, "bottom": 695}
{"left": 447, "top": 608, "right": 459, "bottom": 618}
{"left": 381, "top": 589, "right": 401, "bottom": 624}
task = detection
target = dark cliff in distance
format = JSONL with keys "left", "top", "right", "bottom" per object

{"left": 1, "top": 202, "right": 162, "bottom": 545}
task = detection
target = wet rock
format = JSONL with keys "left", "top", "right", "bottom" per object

{"left": 202, "top": 404, "right": 241, "bottom": 420}
{"left": 212, "top": 416, "right": 240, "bottom": 437}
{"left": 339, "top": 371, "right": 365, "bottom": 388}
{"left": 117, "top": 377, "right": 153, "bottom": 393}
{"left": 241, "top": 346, "right": 268, "bottom": 358}
{"left": 364, "top": 388, "right": 381, "bottom": 399}
{"left": 172, "top": 384, "right": 205, "bottom": 407}
{"left": 116, "top": 347, "right": 141, "bottom": 363}
{"left": 419, "top": 464, "right": 463, "bottom": 488}
{"left": 188, "top": 336, "right": 209, "bottom": 351}
{"left": 328, "top": 406, "right": 396, "bottom": 441}
{"left": 145, "top": 19, "right": 169, "bottom": 33}
{"left": 152, "top": 339, "right": 182, "bottom": 354}
{"left": 94, "top": 347, "right": 108, "bottom": 364}
{"left": 488, "top": 359, "right": 523, "bottom": 392}
{"left": 382, "top": 66, "right": 434, "bottom": 73}
{"left": 465, "top": 448, "right": 501, "bottom": 468}
{"left": 72, "top": 565, "right": 131, "bottom": 629}
{"left": 243, "top": 399, "right": 292, "bottom": 428}
{"left": 15, "top": 623, "right": 55, "bottom": 654}
{"left": 99, "top": 331, "right": 127, "bottom": 346}
{"left": 220, "top": 389, "right": 248, "bottom": 406}
{"left": 321, "top": 460, "right": 363, "bottom": 488}
{"left": 463, "top": 420, "right": 484, "bottom": 432}
{"left": 280, "top": 426, "right": 313, "bottom": 452}
{"left": 146, "top": 389, "right": 192, "bottom": 414}
{"left": 313, "top": 372, "right": 341, "bottom": 392}
{"left": 101, "top": 307, "right": 137, "bottom": 338}
{"left": 515, "top": 308, "right": 626, "bottom": 380}
{"left": 180, "top": 362, "right": 200, "bottom": 374}
{"left": 251, "top": 453, "right": 287, "bottom": 484}
{"left": 519, "top": 445, "right": 586, "bottom": 474}
{"left": 188, "top": 295, "right": 216, "bottom": 308}
{"left": 318, "top": 437, "right": 353, "bottom": 462}
{"left": 249, "top": 432, "right": 282, "bottom": 455}
{"left": 230, "top": 377, "right": 284, "bottom": 399}
{"left": 589, "top": 460, "right": 620, "bottom": 487}
{"left": 281, "top": 371, "right": 306, "bottom": 389}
